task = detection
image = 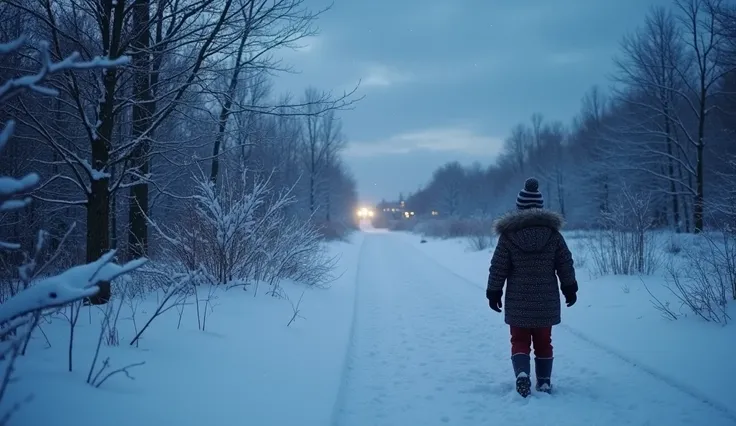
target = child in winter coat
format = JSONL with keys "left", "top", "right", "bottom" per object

{"left": 486, "top": 177, "right": 578, "bottom": 398}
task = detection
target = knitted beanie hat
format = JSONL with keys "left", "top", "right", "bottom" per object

{"left": 516, "top": 177, "right": 543, "bottom": 210}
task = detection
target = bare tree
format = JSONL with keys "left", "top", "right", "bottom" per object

{"left": 4, "top": 0, "right": 242, "bottom": 301}
{"left": 612, "top": 6, "right": 693, "bottom": 232}
{"left": 0, "top": 34, "right": 144, "bottom": 421}
{"left": 316, "top": 109, "right": 346, "bottom": 222}
{"left": 206, "top": 0, "right": 348, "bottom": 186}
{"left": 299, "top": 87, "right": 352, "bottom": 219}
{"left": 302, "top": 87, "right": 322, "bottom": 216}
{"left": 669, "top": 0, "right": 736, "bottom": 232}
{"left": 3, "top": 0, "right": 362, "bottom": 304}
{"left": 504, "top": 123, "right": 530, "bottom": 173}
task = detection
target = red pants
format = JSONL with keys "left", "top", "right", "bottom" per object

{"left": 510, "top": 326, "right": 553, "bottom": 358}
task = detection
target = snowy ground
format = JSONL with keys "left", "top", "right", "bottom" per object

{"left": 334, "top": 229, "right": 736, "bottom": 426}
{"left": 4, "top": 234, "right": 364, "bottom": 426}
{"left": 397, "top": 230, "right": 736, "bottom": 415}
{"left": 5, "top": 227, "right": 736, "bottom": 426}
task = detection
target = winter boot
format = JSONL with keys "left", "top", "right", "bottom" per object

{"left": 511, "top": 354, "right": 532, "bottom": 398}
{"left": 535, "top": 357, "right": 553, "bottom": 393}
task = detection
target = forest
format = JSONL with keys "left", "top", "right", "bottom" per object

{"left": 0, "top": 0, "right": 360, "bottom": 307}
{"left": 403, "top": 1, "right": 736, "bottom": 236}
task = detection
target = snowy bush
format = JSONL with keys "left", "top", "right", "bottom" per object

{"left": 259, "top": 214, "right": 338, "bottom": 295}
{"left": 662, "top": 229, "right": 736, "bottom": 324}
{"left": 414, "top": 217, "right": 495, "bottom": 240}
{"left": 588, "top": 186, "right": 660, "bottom": 276}
{"left": 315, "top": 220, "right": 356, "bottom": 241}
{"left": 0, "top": 36, "right": 142, "bottom": 423}
{"left": 467, "top": 233, "right": 494, "bottom": 252}
{"left": 150, "top": 168, "right": 337, "bottom": 297}
{"left": 466, "top": 218, "right": 495, "bottom": 251}
{"left": 664, "top": 234, "right": 684, "bottom": 255}
{"left": 413, "top": 219, "right": 450, "bottom": 238}
{"left": 128, "top": 270, "right": 199, "bottom": 344}
{"left": 413, "top": 217, "right": 496, "bottom": 250}
{"left": 572, "top": 241, "right": 588, "bottom": 270}
{"left": 387, "top": 218, "right": 416, "bottom": 232}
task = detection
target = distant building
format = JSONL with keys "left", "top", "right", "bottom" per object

{"left": 376, "top": 198, "right": 415, "bottom": 220}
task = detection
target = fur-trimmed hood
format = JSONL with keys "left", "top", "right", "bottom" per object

{"left": 492, "top": 209, "right": 564, "bottom": 253}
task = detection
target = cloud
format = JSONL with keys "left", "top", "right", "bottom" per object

{"left": 360, "top": 63, "right": 412, "bottom": 87}
{"left": 274, "top": 36, "right": 322, "bottom": 65}
{"left": 344, "top": 126, "right": 504, "bottom": 158}
{"left": 408, "top": 2, "right": 458, "bottom": 28}
{"left": 545, "top": 51, "right": 588, "bottom": 66}
{"left": 291, "top": 35, "right": 321, "bottom": 53}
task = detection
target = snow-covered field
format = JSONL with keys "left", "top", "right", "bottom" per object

{"left": 4, "top": 227, "right": 736, "bottom": 426}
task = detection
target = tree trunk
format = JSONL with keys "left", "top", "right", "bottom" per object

{"left": 685, "top": 172, "right": 693, "bottom": 233}
{"left": 128, "top": 0, "right": 153, "bottom": 259}
{"left": 676, "top": 148, "right": 691, "bottom": 233}
{"left": 111, "top": 162, "right": 117, "bottom": 250}
{"left": 310, "top": 133, "right": 316, "bottom": 215}
{"left": 694, "top": 140, "right": 705, "bottom": 232}
{"left": 557, "top": 170, "right": 565, "bottom": 217}
{"left": 694, "top": 96, "right": 706, "bottom": 233}
{"left": 210, "top": 1, "right": 255, "bottom": 183}
{"left": 309, "top": 171, "right": 315, "bottom": 215}
{"left": 210, "top": 12, "right": 252, "bottom": 184}
{"left": 325, "top": 174, "right": 331, "bottom": 222}
{"left": 664, "top": 110, "right": 681, "bottom": 233}
{"left": 87, "top": 179, "right": 111, "bottom": 304}
{"left": 86, "top": 0, "right": 126, "bottom": 305}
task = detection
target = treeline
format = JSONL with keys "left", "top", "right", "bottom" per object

{"left": 0, "top": 0, "right": 360, "bottom": 303}
{"left": 407, "top": 0, "right": 736, "bottom": 233}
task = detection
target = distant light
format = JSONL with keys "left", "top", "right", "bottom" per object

{"left": 356, "top": 207, "right": 374, "bottom": 218}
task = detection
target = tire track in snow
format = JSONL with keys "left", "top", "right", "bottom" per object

{"left": 329, "top": 233, "right": 368, "bottom": 426}
{"left": 399, "top": 235, "right": 736, "bottom": 423}
{"left": 332, "top": 233, "right": 507, "bottom": 426}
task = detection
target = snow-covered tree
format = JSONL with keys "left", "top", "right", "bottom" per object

{"left": 0, "top": 36, "right": 145, "bottom": 423}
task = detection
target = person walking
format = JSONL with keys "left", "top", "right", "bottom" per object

{"left": 486, "top": 177, "right": 578, "bottom": 397}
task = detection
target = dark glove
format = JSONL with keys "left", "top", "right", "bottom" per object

{"left": 562, "top": 289, "right": 577, "bottom": 307}
{"left": 486, "top": 290, "right": 502, "bottom": 313}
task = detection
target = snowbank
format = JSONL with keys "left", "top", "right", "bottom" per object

{"left": 2, "top": 234, "right": 364, "bottom": 426}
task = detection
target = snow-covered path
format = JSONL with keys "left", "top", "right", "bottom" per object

{"left": 333, "top": 230, "right": 735, "bottom": 426}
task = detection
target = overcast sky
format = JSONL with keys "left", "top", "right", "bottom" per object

{"left": 274, "top": 0, "right": 669, "bottom": 204}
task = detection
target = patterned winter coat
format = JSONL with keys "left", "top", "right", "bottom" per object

{"left": 486, "top": 208, "right": 577, "bottom": 328}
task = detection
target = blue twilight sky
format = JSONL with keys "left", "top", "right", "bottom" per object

{"left": 274, "top": 0, "right": 669, "bottom": 204}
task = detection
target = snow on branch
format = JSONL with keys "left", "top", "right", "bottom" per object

{"left": 0, "top": 35, "right": 129, "bottom": 212}
{"left": 0, "top": 35, "right": 136, "bottom": 424}
{"left": 0, "top": 172, "right": 39, "bottom": 213}
{"left": 0, "top": 251, "right": 147, "bottom": 324}
{"left": 0, "top": 36, "right": 130, "bottom": 103}
{"left": 0, "top": 37, "right": 26, "bottom": 55}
